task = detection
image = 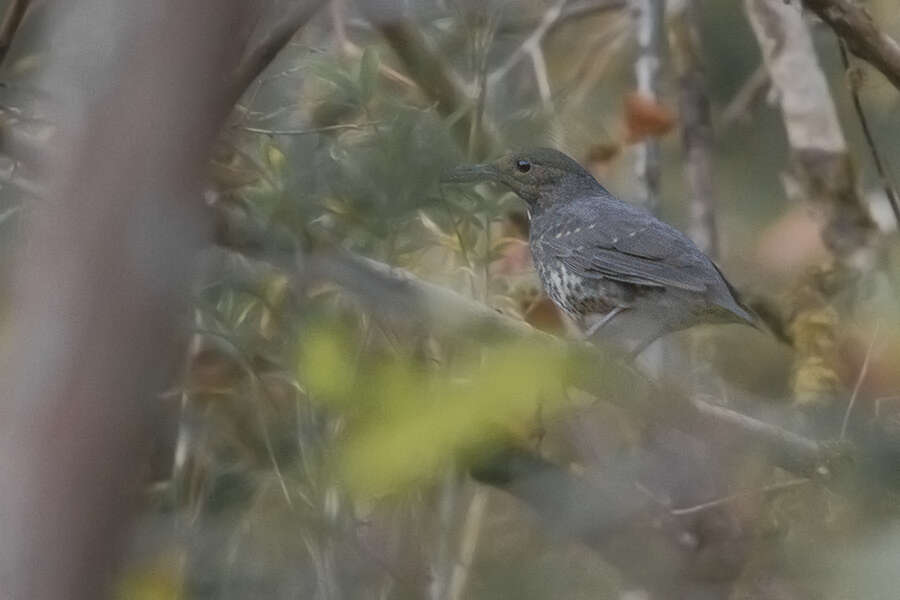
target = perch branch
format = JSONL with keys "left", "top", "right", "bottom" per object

{"left": 212, "top": 206, "right": 833, "bottom": 479}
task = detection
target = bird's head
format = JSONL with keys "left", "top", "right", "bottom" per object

{"left": 442, "top": 147, "right": 606, "bottom": 215}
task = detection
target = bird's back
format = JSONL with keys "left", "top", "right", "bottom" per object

{"left": 530, "top": 195, "right": 757, "bottom": 329}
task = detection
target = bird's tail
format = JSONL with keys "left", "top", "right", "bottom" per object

{"left": 711, "top": 262, "right": 770, "bottom": 333}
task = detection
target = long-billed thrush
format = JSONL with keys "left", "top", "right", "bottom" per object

{"left": 444, "top": 147, "right": 758, "bottom": 355}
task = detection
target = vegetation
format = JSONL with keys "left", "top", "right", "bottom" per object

{"left": 1, "top": 1, "right": 900, "bottom": 599}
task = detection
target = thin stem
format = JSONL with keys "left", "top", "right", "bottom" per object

{"left": 487, "top": 0, "right": 567, "bottom": 86}
{"left": 719, "top": 63, "right": 769, "bottom": 131}
{"left": 447, "top": 487, "right": 489, "bottom": 600}
{"left": 840, "top": 321, "right": 880, "bottom": 440}
{"left": 838, "top": 40, "right": 900, "bottom": 227}
{"left": 670, "top": 478, "right": 811, "bottom": 516}
{"left": 241, "top": 122, "right": 381, "bottom": 135}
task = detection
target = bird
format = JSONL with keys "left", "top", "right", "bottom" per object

{"left": 443, "top": 147, "right": 759, "bottom": 356}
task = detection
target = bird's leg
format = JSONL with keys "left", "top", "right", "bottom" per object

{"left": 582, "top": 306, "right": 627, "bottom": 340}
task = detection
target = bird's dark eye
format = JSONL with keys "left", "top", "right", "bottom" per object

{"left": 515, "top": 159, "right": 532, "bottom": 173}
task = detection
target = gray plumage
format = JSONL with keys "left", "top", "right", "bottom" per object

{"left": 444, "top": 147, "right": 758, "bottom": 354}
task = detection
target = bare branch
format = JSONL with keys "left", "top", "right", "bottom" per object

{"left": 335, "top": 254, "right": 840, "bottom": 475}
{"left": 0, "top": 0, "right": 29, "bottom": 66}
{"left": 229, "top": 0, "right": 329, "bottom": 103}
{"left": 556, "top": 0, "right": 627, "bottom": 25}
{"left": 838, "top": 41, "right": 900, "bottom": 227}
{"left": 801, "top": 0, "right": 900, "bottom": 93}
{"left": 840, "top": 322, "right": 880, "bottom": 440}
{"left": 669, "top": 478, "right": 811, "bottom": 516}
{"left": 212, "top": 203, "right": 836, "bottom": 480}
{"left": 718, "top": 63, "right": 769, "bottom": 131}
{"left": 241, "top": 121, "right": 380, "bottom": 135}
{"left": 488, "top": 0, "right": 567, "bottom": 87}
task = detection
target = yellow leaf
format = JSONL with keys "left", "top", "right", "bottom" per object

{"left": 265, "top": 144, "right": 286, "bottom": 173}
{"left": 338, "top": 341, "right": 566, "bottom": 498}
{"left": 299, "top": 329, "right": 355, "bottom": 404}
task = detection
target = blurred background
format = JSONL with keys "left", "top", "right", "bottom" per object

{"left": 0, "top": 0, "right": 899, "bottom": 599}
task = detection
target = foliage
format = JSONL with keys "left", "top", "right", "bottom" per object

{"left": 5, "top": 1, "right": 899, "bottom": 599}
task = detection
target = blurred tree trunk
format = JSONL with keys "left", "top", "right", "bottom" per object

{"left": 0, "top": 1, "right": 253, "bottom": 598}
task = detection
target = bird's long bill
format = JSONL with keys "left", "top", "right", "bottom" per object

{"left": 440, "top": 163, "right": 498, "bottom": 184}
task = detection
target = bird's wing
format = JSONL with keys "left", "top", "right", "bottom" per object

{"left": 538, "top": 201, "right": 711, "bottom": 293}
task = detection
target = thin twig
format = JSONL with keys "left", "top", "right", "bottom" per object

{"left": 840, "top": 321, "right": 880, "bottom": 440}
{"left": 0, "top": 0, "right": 29, "bottom": 66}
{"left": 241, "top": 122, "right": 381, "bottom": 135}
{"left": 447, "top": 487, "right": 489, "bottom": 600}
{"left": 487, "top": 0, "right": 567, "bottom": 87}
{"left": 229, "top": 0, "right": 329, "bottom": 103}
{"left": 719, "top": 63, "right": 769, "bottom": 131}
{"left": 556, "top": 0, "right": 627, "bottom": 26}
{"left": 339, "top": 39, "right": 418, "bottom": 90}
{"left": 529, "top": 46, "right": 553, "bottom": 109}
{"left": 466, "top": 5, "right": 498, "bottom": 159}
{"left": 431, "top": 467, "right": 461, "bottom": 600}
{"left": 838, "top": 40, "right": 900, "bottom": 227}
{"left": 670, "top": 478, "right": 811, "bottom": 516}
{"left": 193, "top": 328, "right": 294, "bottom": 506}
{"left": 358, "top": 0, "right": 499, "bottom": 156}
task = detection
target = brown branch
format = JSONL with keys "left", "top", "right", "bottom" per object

{"left": 718, "top": 63, "right": 769, "bottom": 131}
{"left": 472, "top": 446, "right": 753, "bottom": 599}
{"left": 228, "top": 0, "right": 329, "bottom": 103}
{"left": 0, "top": 0, "right": 29, "bottom": 66}
{"left": 212, "top": 206, "right": 833, "bottom": 479}
{"left": 801, "top": 0, "right": 900, "bottom": 93}
{"left": 838, "top": 41, "right": 900, "bottom": 226}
